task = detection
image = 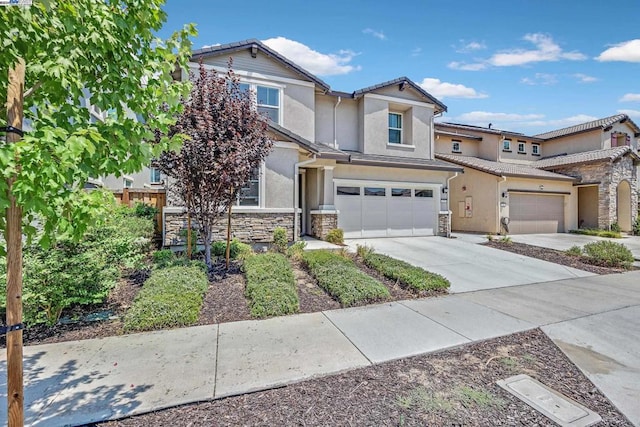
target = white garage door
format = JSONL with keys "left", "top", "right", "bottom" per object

{"left": 509, "top": 193, "right": 565, "bottom": 234}
{"left": 335, "top": 182, "right": 438, "bottom": 238}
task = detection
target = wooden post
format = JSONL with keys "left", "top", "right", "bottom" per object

{"left": 122, "top": 187, "right": 130, "bottom": 206}
{"left": 5, "top": 59, "right": 25, "bottom": 427}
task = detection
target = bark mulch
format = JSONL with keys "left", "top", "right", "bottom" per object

{"left": 97, "top": 328, "right": 632, "bottom": 427}
{"left": 484, "top": 240, "right": 631, "bottom": 275}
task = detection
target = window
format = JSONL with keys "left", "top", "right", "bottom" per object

{"left": 150, "top": 167, "right": 162, "bottom": 184}
{"left": 415, "top": 189, "right": 433, "bottom": 198}
{"left": 364, "top": 187, "right": 386, "bottom": 196}
{"left": 123, "top": 178, "right": 133, "bottom": 188}
{"left": 237, "top": 167, "right": 260, "bottom": 206}
{"left": 337, "top": 186, "right": 360, "bottom": 196}
{"left": 503, "top": 139, "right": 511, "bottom": 151}
{"left": 391, "top": 188, "right": 411, "bottom": 197}
{"left": 452, "top": 140, "right": 461, "bottom": 153}
{"left": 238, "top": 82, "right": 280, "bottom": 123}
{"left": 388, "top": 113, "right": 402, "bottom": 144}
{"left": 532, "top": 144, "right": 540, "bottom": 156}
{"left": 517, "top": 141, "right": 526, "bottom": 154}
{"left": 611, "top": 132, "right": 630, "bottom": 147}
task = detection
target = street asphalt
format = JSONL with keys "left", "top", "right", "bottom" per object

{"left": 1, "top": 235, "right": 639, "bottom": 426}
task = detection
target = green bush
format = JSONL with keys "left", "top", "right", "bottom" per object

{"left": 153, "top": 249, "right": 176, "bottom": 268}
{"left": 212, "top": 238, "right": 253, "bottom": 259}
{"left": 360, "top": 252, "right": 450, "bottom": 292}
{"left": 123, "top": 266, "right": 209, "bottom": 332}
{"left": 302, "top": 250, "right": 389, "bottom": 306}
{"left": 565, "top": 245, "right": 583, "bottom": 257}
{"left": 272, "top": 227, "right": 288, "bottom": 253}
{"left": 633, "top": 217, "right": 640, "bottom": 236}
{"left": 569, "top": 228, "right": 622, "bottom": 238}
{"left": 286, "top": 241, "right": 306, "bottom": 260}
{"left": 582, "top": 241, "right": 634, "bottom": 269}
{"left": 325, "top": 228, "right": 344, "bottom": 245}
{"left": 610, "top": 222, "right": 621, "bottom": 233}
{"left": 133, "top": 202, "right": 158, "bottom": 221}
{"left": 243, "top": 253, "right": 298, "bottom": 318}
{"left": 356, "top": 244, "right": 375, "bottom": 259}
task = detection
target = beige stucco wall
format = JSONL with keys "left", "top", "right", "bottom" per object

{"left": 334, "top": 164, "right": 450, "bottom": 186}
{"left": 282, "top": 83, "right": 315, "bottom": 141}
{"left": 265, "top": 145, "right": 298, "bottom": 209}
{"left": 100, "top": 166, "right": 162, "bottom": 190}
{"left": 499, "top": 139, "right": 543, "bottom": 163}
{"left": 314, "top": 94, "right": 335, "bottom": 146}
{"left": 434, "top": 135, "right": 480, "bottom": 157}
{"left": 578, "top": 185, "right": 599, "bottom": 228}
{"left": 540, "top": 130, "right": 602, "bottom": 157}
{"left": 314, "top": 95, "right": 359, "bottom": 151}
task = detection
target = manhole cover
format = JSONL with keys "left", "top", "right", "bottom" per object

{"left": 497, "top": 374, "right": 601, "bottom": 427}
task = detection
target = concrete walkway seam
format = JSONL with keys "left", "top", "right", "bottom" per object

{"left": 320, "top": 311, "right": 374, "bottom": 365}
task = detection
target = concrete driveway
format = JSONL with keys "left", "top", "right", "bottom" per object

{"left": 345, "top": 236, "right": 594, "bottom": 293}
{"left": 506, "top": 233, "right": 640, "bottom": 261}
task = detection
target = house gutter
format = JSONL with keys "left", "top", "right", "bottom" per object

{"left": 498, "top": 175, "right": 507, "bottom": 234}
{"left": 293, "top": 155, "right": 317, "bottom": 241}
{"left": 445, "top": 172, "right": 458, "bottom": 238}
{"left": 333, "top": 96, "right": 341, "bottom": 148}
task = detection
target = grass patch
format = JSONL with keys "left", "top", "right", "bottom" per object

{"left": 454, "top": 386, "right": 505, "bottom": 409}
{"left": 123, "top": 266, "right": 209, "bottom": 332}
{"left": 243, "top": 253, "right": 299, "bottom": 318}
{"left": 569, "top": 228, "right": 622, "bottom": 238}
{"left": 358, "top": 250, "right": 449, "bottom": 293}
{"left": 582, "top": 240, "right": 634, "bottom": 269}
{"left": 396, "top": 386, "right": 455, "bottom": 414}
{"left": 302, "top": 250, "right": 390, "bottom": 306}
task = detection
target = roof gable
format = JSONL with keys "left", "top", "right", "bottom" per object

{"left": 354, "top": 77, "right": 447, "bottom": 113}
{"left": 533, "top": 146, "right": 640, "bottom": 169}
{"left": 534, "top": 114, "right": 640, "bottom": 140}
{"left": 436, "top": 154, "right": 575, "bottom": 181}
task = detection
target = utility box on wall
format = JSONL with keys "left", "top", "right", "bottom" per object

{"left": 465, "top": 196, "right": 473, "bottom": 218}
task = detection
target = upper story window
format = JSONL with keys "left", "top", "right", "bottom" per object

{"left": 123, "top": 177, "right": 133, "bottom": 188}
{"left": 532, "top": 143, "right": 540, "bottom": 156}
{"left": 239, "top": 83, "right": 281, "bottom": 124}
{"left": 503, "top": 139, "right": 512, "bottom": 152}
{"left": 611, "top": 131, "right": 630, "bottom": 147}
{"left": 388, "top": 112, "right": 403, "bottom": 144}
{"left": 150, "top": 167, "right": 162, "bottom": 184}
{"left": 452, "top": 140, "right": 461, "bottom": 153}
{"left": 517, "top": 141, "right": 526, "bottom": 154}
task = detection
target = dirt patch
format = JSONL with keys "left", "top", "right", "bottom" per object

{"left": 485, "top": 240, "right": 631, "bottom": 275}
{"left": 292, "top": 260, "right": 341, "bottom": 313}
{"left": 97, "top": 328, "right": 632, "bottom": 426}
{"left": 197, "top": 261, "right": 251, "bottom": 325}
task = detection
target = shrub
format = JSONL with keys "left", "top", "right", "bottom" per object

{"left": 360, "top": 252, "right": 450, "bottom": 292}
{"left": 565, "top": 245, "right": 583, "bottom": 257}
{"left": 325, "top": 228, "right": 344, "bottom": 245}
{"left": 302, "top": 250, "right": 389, "bottom": 306}
{"left": 499, "top": 236, "right": 512, "bottom": 244}
{"left": 286, "top": 241, "right": 306, "bottom": 260}
{"left": 133, "top": 202, "right": 158, "bottom": 221}
{"left": 569, "top": 228, "right": 622, "bottom": 238}
{"left": 485, "top": 233, "right": 494, "bottom": 242}
{"left": 212, "top": 238, "right": 252, "bottom": 259}
{"left": 356, "top": 244, "right": 375, "bottom": 259}
{"left": 272, "top": 227, "right": 288, "bottom": 253}
{"left": 123, "top": 266, "right": 209, "bottom": 332}
{"left": 582, "top": 241, "right": 634, "bottom": 269}
{"left": 243, "top": 253, "right": 299, "bottom": 318}
{"left": 610, "top": 222, "right": 621, "bottom": 233}
{"left": 633, "top": 217, "right": 640, "bottom": 236}
{"left": 153, "top": 249, "right": 176, "bottom": 268}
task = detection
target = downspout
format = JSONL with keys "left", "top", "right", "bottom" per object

{"left": 445, "top": 172, "right": 458, "bottom": 238}
{"left": 333, "top": 96, "right": 341, "bottom": 148}
{"left": 498, "top": 175, "right": 507, "bottom": 234}
{"left": 293, "top": 155, "right": 317, "bottom": 241}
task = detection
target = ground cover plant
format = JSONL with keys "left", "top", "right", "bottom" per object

{"left": 243, "top": 253, "right": 299, "bottom": 318}
{"left": 356, "top": 245, "right": 450, "bottom": 293}
{"left": 569, "top": 228, "right": 622, "bottom": 238}
{"left": 301, "top": 250, "right": 390, "bottom": 306}
{"left": 581, "top": 240, "right": 634, "bottom": 269}
{"left": 123, "top": 265, "right": 209, "bottom": 332}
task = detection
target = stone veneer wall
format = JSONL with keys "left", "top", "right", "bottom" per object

{"left": 546, "top": 157, "right": 638, "bottom": 229}
{"left": 310, "top": 212, "right": 338, "bottom": 239}
{"left": 164, "top": 210, "right": 299, "bottom": 246}
{"left": 438, "top": 212, "right": 450, "bottom": 237}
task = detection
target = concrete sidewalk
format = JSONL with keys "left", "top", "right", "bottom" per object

{"left": 1, "top": 271, "right": 640, "bottom": 426}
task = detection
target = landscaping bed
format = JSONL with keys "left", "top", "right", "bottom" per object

{"left": 97, "top": 328, "right": 632, "bottom": 426}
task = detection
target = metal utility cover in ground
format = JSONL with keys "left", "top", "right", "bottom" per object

{"left": 497, "top": 374, "right": 601, "bottom": 427}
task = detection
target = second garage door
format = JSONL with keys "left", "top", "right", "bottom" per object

{"left": 335, "top": 181, "right": 438, "bottom": 238}
{"left": 509, "top": 193, "right": 565, "bottom": 234}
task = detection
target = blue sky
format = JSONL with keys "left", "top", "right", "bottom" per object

{"left": 159, "top": 0, "right": 640, "bottom": 136}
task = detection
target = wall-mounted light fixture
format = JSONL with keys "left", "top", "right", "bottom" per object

{"left": 501, "top": 192, "right": 508, "bottom": 199}
{"left": 539, "top": 184, "right": 544, "bottom": 191}
{"left": 462, "top": 185, "right": 467, "bottom": 192}
{"left": 442, "top": 187, "right": 448, "bottom": 194}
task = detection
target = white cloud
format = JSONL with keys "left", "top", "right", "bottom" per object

{"left": 448, "top": 61, "right": 487, "bottom": 71}
{"left": 489, "top": 33, "right": 586, "bottom": 66}
{"left": 454, "top": 111, "right": 544, "bottom": 124}
{"left": 618, "top": 109, "right": 640, "bottom": 119}
{"left": 262, "top": 37, "right": 360, "bottom": 76}
{"left": 596, "top": 39, "right": 640, "bottom": 62}
{"left": 362, "top": 28, "right": 386, "bottom": 40}
{"left": 620, "top": 93, "right": 640, "bottom": 102}
{"left": 521, "top": 73, "right": 557, "bottom": 85}
{"left": 418, "top": 78, "right": 488, "bottom": 99}
{"left": 455, "top": 40, "right": 487, "bottom": 53}
{"left": 446, "top": 112, "right": 600, "bottom": 131}
{"left": 523, "top": 114, "right": 599, "bottom": 129}
{"left": 573, "top": 73, "right": 598, "bottom": 83}
{"left": 411, "top": 47, "right": 422, "bottom": 57}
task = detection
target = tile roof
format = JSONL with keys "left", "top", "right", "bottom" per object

{"left": 435, "top": 129, "right": 483, "bottom": 141}
{"left": 191, "top": 39, "right": 331, "bottom": 92}
{"left": 342, "top": 151, "right": 463, "bottom": 172}
{"left": 533, "top": 146, "right": 640, "bottom": 169}
{"left": 353, "top": 77, "right": 448, "bottom": 113}
{"left": 533, "top": 114, "right": 640, "bottom": 139}
{"left": 435, "top": 122, "right": 543, "bottom": 140}
{"left": 435, "top": 154, "right": 575, "bottom": 181}
{"left": 268, "top": 123, "right": 348, "bottom": 160}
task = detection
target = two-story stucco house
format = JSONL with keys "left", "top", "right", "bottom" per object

{"left": 160, "top": 39, "right": 462, "bottom": 245}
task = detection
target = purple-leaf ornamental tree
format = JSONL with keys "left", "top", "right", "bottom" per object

{"left": 159, "top": 62, "right": 273, "bottom": 267}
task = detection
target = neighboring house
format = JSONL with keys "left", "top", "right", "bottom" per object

{"left": 433, "top": 114, "right": 640, "bottom": 234}
{"left": 161, "top": 39, "right": 462, "bottom": 245}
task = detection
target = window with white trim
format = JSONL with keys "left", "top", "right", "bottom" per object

{"left": 123, "top": 177, "right": 133, "bottom": 188}
{"left": 517, "top": 141, "right": 526, "bottom": 154}
{"left": 388, "top": 112, "right": 403, "bottom": 144}
{"left": 532, "top": 143, "right": 540, "bottom": 156}
{"left": 503, "top": 139, "right": 511, "bottom": 151}
{"left": 239, "top": 82, "right": 280, "bottom": 123}
{"left": 452, "top": 140, "right": 461, "bottom": 153}
{"left": 236, "top": 167, "right": 260, "bottom": 206}
{"left": 149, "top": 167, "right": 162, "bottom": 184}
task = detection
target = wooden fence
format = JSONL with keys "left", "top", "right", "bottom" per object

{"left": 112, "top": 188, "right": 166, "bottom": 233}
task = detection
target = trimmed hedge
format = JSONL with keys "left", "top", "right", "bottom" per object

{"left": 123, "top": 266, "right": 209, "bottom": 332}
{"left": 243, "top": 253, "right": 299, "bottom": 318}
{"left": 302, "top": 250, "right": 389, "bottom": 306}
{"left": 361, "top": 252, "right": 450, "bottom": 292}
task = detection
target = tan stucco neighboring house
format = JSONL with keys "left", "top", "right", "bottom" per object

{"left": 160, "top": 39, "right": 462, "bottom": 245}
{"left": 532, "top": 115, "right": 640, "bottom": 232}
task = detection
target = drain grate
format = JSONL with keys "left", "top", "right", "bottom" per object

{"left": 497, "top": 374, "right": 601, "bottom": 427}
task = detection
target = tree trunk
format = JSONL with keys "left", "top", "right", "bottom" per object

{"left": 186, "top": 212, "right": 192, "bottom": 259}
{"left": 225, "top": 192, "right": 233, "bottom": 269}
{"left": 5, "top": 59, "right": 25, "bottom": 427}
{"left": 203, "top": 227, "right": 212, "bottom": 268}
